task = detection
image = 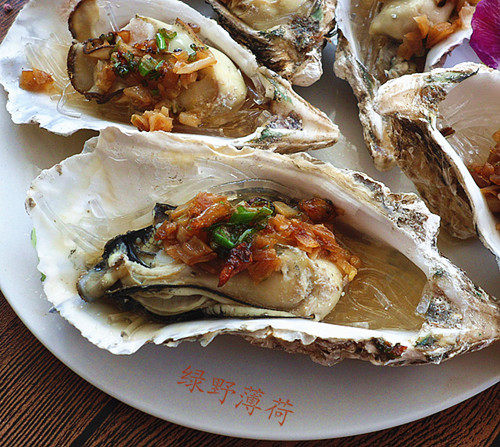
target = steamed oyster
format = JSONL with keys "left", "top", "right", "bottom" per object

{"left": 334, "top": 0, "right": 476, "bottom": 170}
{"left": 78, "top": 190, "right": 358, "bottom": 320}
{"left": 0, "top": 0, "right": 338, "bottom": 153}
{"left": 26, "top": 127, "right": 499, "bottom": 365}
{"left": 206, "top": 0, "right": 336, "bottom": 86}
{"left": 375, "top": 63, "right": 500, "bottom": 261}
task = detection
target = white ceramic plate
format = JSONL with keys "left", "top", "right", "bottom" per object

{"left": 0, "top": 1, "right": 498, "bottom": 440}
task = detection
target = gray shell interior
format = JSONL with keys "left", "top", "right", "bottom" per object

{"left": 374, "top": 63, "right": 500, "bottom": 262}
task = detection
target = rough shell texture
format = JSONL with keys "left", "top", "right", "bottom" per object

{"left": 26, "top": 127, "right": 499, "bottom": 365}
{"left": 0, "top": 0, "right": 338, "bottom": 153}
{"left": 375, "top": 63, "right": 500, "bottom": 261}
{"left": 206, "top": 0, "right": 336, "bottom": 86}
{"left": 334, "top": 0, "right": 474, "bottom": 170}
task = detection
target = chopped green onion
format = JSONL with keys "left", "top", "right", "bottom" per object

{"left": 112, "top": 55, "right": 130, "bottom": 77}
{"left": 230, "top": 206, "right": 259, "bottom": 225}
{"left": 236, "top": 228, "right": 256, "bottom": 245}
{"left": 156, "top": 32, "right": 167, "bottom": 51}
{"left": 138, "top": 56, "right": 158, "bottom": 77}
{"left": 212, "top": 226, "right": 236, "bottom": 249}
{"left": 149, "top": 60, "right": 165, "bottom": 79}
{"left": 159, "top": 28, "right": 177, "bottom": 41}
{"left": 256, "top": 206, "right": 273, "bottom": 219}
{"left": 30, "top": 228, "right": 36, "bottom": 248}
{"left": 230, "top": 205, "right": 273, "bottom": 224}
{"left": 187, "top": 44, "right": 198, "bottom": 62}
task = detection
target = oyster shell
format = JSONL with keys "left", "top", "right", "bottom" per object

{"left": 26, "top": 127, "right": 499, "bottom": 365}
{"left": 0, "top": 0, "right": 338, "bottom": 153}
{"left": 334, "top": 0, "right": 475, "bottom": 170}
{"left": 374, "top": 63, "right": 500, "bottom": 261}
{"left": 206, "top": 0, "right": 336, "bottom": 86}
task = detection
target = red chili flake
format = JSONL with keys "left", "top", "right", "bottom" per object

{"left": 218, "top": 243, "right": 252, "bottom": 287}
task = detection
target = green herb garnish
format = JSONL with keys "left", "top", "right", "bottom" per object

{"left": 138, "top": 56, "right": 159, "bottom": 77}
{"left": 236, "top": 228, "right": 257, "bottom": 245}
{"left": 111, "top": 51, "right": 138, "bottom": 77}
{"left": 212, "top": 226, "right": 236, "bottom": 249}
{"left": 187, "top": 43, "right": 199, "bottom": 62}
{"left": 229, "top": 205, "right": 273, "bottom": 225}
{"left": 160, "top": 28, "right": 177, "bottom": 41}
{"left": 156, "top": 28, "right": 177, "bottom": 52}
{"left": 156, "top": 32, "right": 167, "bottom": 51}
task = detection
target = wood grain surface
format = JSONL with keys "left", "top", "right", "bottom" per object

{"left": 0, "top": 1, "right": 498, "bottom": 446}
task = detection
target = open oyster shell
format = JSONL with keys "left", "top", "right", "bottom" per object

{"left": 334, "top": 0, "right": 475, "bottom": 170}
{"left": 206, "top": 0, "right": 336, "bottom": 86}
{"left": 0, "top": 0, "right": 338, "bottom": 153}
{"left": 26, "top": 127, "right": 499, "bottom": 365}
{"left": 375, "top": 63, "right": 500, "bottom": 261}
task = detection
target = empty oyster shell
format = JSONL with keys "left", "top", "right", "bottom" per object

{"left": 26, "top": 127, "right": 499, "bottom": 365}
{"left": 334, "top": 0, "right": 476, "bottom": 170}
{"left": 0, "top": 0, "right": 338, "bottom": 153}
{"left": 206, "top": 0, "right": 336, "bottom": 86}
{"left": 375, "top": 63, "right": 500, "bottom": 261}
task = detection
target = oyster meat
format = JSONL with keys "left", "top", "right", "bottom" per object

{"left": 334, "top": 0, "right": 476, "bottom": 170}
{"left": 78, "top": 190, "right": 357, "bottom": 320}
{"left": 0, "top": 0, "right": 338, "bottom": 153}
{"left": 375, "top": 63, "right": 500, "bottom": 261}
{"left": 26, "top": 127, "right": 499, "bottom": 365}
{"left": 206, "top": 0, "right": 336, "bottom": 86}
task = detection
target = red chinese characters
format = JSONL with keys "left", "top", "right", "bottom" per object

{"left": 235, "top": 387, "right": 265, "bottom": 416}
{"left": 207, "top": 378, "right": 236, "bottom": 405}
{"left": 176, "top": 365, "right": 205, "bottom": 393}
{"left": 265, "top": 398, "right": 294, "bottom": 426}
{"left": 176, "top": 366, "right": 295, "bottom": 426}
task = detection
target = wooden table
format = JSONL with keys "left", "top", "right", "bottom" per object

{"left": 0, "top": 1, "right": 498, "bottom": 445}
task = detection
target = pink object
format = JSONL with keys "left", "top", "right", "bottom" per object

{"left": 470, "top": 0, "right": 500, "bottom": 69}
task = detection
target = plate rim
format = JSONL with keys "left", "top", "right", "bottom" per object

{"left": 0, "top": 0, "right": 498, "bottom": 434}
{"left": 1, "top": 281, "right": 498, "bottom": 440}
